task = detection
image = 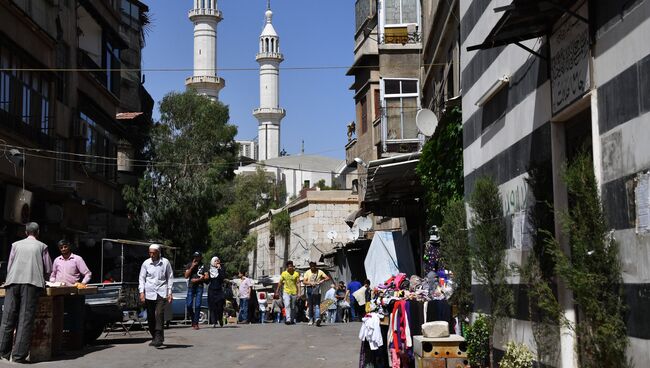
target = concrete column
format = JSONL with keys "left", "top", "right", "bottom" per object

{"left": 551, "top": 121, "right": 579, "bottom": 368}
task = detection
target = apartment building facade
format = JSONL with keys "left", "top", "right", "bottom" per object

{"left": 0, "top": 0, "right": 153, "bottom": 278}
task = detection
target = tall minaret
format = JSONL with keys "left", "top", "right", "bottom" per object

{"left": 186, "top": 0, "right": 225, "bottom": 101}
{"left": 253, "top": 0, "right": 285, "bottom": 161}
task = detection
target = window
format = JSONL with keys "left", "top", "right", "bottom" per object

{"left": 79, "top": 112, "right": 117, "bottom": 181}
{"left": 384, "top": 0, "right": 418, "bottom": 25}
{"left": 381, "top": 0, "right": 420, "bottom": 44}
{"left": 360, "top": 96, "right": 368, "bottom": 134}
{"left": 120, "top": 0, "right": 140, "bottom": 29}
{"left": 0, "top": 43, "right": 52, "bottom": 136}
{"left": 355, "top": 0, "right": 376, "bottom": 32}
{"left": 55, "top": 139, "right": 70, "bottom": 181}
{"left": 105, "top": 42, "right": 120, "bottom": 96}
{"left": 41, "top": 83, "right": 49, "bottom": 134}
{"left": 374, "top": 89, "right": 381, "bottom": 121}
{"left": 303, "top": 180, "right": 310, "bottom": 188}
{"left": 0, "top": 52, "right": 10, "bottom": 112}
{"left": 22, "top": 72, "right": 31, "bottom": 124}
{"left": 382, "top": 79, "right": 419, "bottom": 141}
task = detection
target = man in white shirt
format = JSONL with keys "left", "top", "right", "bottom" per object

{"left": 237, "top": 270, "right": 253, "bottom": 323}
{"left": 138, "top": 244, "right": 173, "bottom": 348}
{"left": 324, "top": 283, "right": 338, "bottom": 324}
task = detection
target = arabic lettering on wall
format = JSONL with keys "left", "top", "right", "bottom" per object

{"left": 550, "top": 4, "right": 591, "bottom": 114}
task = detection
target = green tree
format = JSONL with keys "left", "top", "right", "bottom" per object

{"left": 547, "top": 151, "right": 628, "bottom": 368}
{"left": 207, "top": 168, "right": 286, "bottom": 276}
{"left": 469, "top": 176, "right": 513, "bottom": 368}
{"left": 439, "top": 199, "right": 472, "bottom": 328}
{"left": 123, "top": 90, "right": 238, "bottom": 260}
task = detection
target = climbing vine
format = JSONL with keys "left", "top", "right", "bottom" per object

{"left": 416, "top": 106, "right": 463, "bottom": 227}
{"left": 270, "top": 209, "right": 291, "bottom": 238}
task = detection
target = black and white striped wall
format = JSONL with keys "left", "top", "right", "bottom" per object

{"left": 460, "top": 0, "right": 650, "bottom": 366}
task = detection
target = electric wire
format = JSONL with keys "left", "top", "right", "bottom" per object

{"left": 0, "top": 143, "right": 370, "bottom": 176}
{"left": 0, "top": 62, "right": 452, "bottom": 74}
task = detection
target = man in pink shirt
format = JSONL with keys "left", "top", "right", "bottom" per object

{"left": 49, "top": 239, "right": 92, "bottom": 285}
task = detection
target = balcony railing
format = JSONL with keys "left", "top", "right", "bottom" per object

{"left": 380, "top": 29, "right": 421, "bottom": 45}
{"left": 77, "top": 49, "right": 120, "bottom": 98}
{"left": 0, "top": 109, "right": 55, "bottom": 148}
{"left": 188, "top": 8, "right": 222, "bottom": 19}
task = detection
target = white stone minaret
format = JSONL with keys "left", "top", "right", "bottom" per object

{"left": 253, "top": 1, "right": 285, "bottom": 161}
{"left": 185, "top": 0, "right": 225, "bottom": 101}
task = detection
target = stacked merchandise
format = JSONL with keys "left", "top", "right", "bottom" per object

{"left": 359, "top": 273, "right": 456, "bottom": 368}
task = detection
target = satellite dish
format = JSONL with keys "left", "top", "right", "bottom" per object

{"left": 356, "top": 216, "right": 372, "bottom": 231}
{"left": 416, "top": 108, "right": 438, "bottom": 137}
{"left": 351, "top": 224, "right": 360, "bottom": 239}
{"left": 345, "top": 229, "right": 356, "bottom": 241}
{"left": 327, "top": 230, "right": 338, "bottom": 241}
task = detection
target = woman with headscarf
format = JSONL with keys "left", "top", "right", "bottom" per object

{"left": 207, "top": 256, "right": 226, "bottom": 327}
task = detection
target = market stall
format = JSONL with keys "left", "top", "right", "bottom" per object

{"left": 0, "top": 285, "right": 97, "bottom": 362}
{"left": 357, "top": 269, "right": 468, "bottom": 368}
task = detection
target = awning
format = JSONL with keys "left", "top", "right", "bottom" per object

{"left": 362, "top": 153, "right": 424, "bottom": 217}
{"left": 345, "top": 208, "right": 369, "bottom": 227}
{"left": 116, "top": 112, "right": 144, "bottom": 120}
{"left": 466, "top": 0, "right": 583, "bottom": 52}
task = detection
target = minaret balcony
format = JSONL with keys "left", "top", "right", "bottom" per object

{"left": 185, "top": 75, "right": 225, "bottom": 90}
{"left": 253, "top": 107, "right": 286, "bottom": 121}
{"left": 256, "top": 52, "right": 284, "bottom": 62}
{"left": 188, "top": 8, "right": 223, "bottom": 21}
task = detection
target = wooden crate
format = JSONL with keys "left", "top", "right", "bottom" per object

{"left": 415, "top": 355, "right": 446, "bottom": 368}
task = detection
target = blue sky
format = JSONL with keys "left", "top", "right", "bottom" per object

{"left": 142, "top": 0, "right": 355, "bottom": 159}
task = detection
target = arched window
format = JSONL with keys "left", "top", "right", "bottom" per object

{"left": 271, "top": 38, "right": 275, "bottom": 52}
{"left": 265, "top": 38, "right": 269, "bottom": 53}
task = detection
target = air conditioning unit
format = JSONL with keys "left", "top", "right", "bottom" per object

{"left": 53, "top": 180, "right": 84, "bottom": 192}
{"left": 3, "top": 185, "right": 32, "bottom": 224}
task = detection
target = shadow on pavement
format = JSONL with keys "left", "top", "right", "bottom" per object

{"left": 50, "top": 345, "right": 113, "bottom": 361}
{"left": 94, "top": 337, "right": 151, "bottom": 345}
{"left": 159, "top": 344, "right": 192, "bottom": 349}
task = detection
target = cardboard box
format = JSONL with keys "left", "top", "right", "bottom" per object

{"left": 413, "top": 335, "right": 467, "bottom": 358}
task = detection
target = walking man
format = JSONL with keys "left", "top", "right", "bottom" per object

{"left": 138, "top": 244, "right": 173, "bottom": 348}
{"left": 347, "top": 279, "right": 362, "bottom": 322}
{"left": 237, "top": 270, "right": 253, "bottom": 323}
{"left": 303, "top": 261, "right": 330, "bottom": 326}
{"left": 276, "top": 260, "right": 300, "bottom": 325}
{"left": 184, "top": 251, "right": 207, "bottom": 329}
{"left": 50, "top": 239, "right": 92, "bottom": 285}
{"left": 0, "top": 222, "right": 52, "bottom": 363}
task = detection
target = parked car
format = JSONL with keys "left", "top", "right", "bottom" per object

{"left": 170, "top": 277, "right": 209, "bottom": 324}
{"left": 84, "top": 239, "right": 178, "bottom": 341}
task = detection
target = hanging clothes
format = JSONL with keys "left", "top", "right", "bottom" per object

{"left": 359, "top": 313, "right": 384, "bottom": 350}
{"left": 386, "top": 300, "right": 412, "bottom": 368}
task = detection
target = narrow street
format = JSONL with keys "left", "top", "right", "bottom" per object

{"left": 33, "top": 322, "right": 361, "bottom": 368}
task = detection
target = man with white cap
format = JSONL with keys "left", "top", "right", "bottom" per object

{"left": 138, "top": 243, "right": 173, "bottom": 348}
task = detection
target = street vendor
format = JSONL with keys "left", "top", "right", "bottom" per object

{"left": 50, "top": 239, "right": 92, "bottom": 286}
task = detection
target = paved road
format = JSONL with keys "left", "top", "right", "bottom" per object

{"left": 17, "top": 322, "right": 362, "bottom": 368}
